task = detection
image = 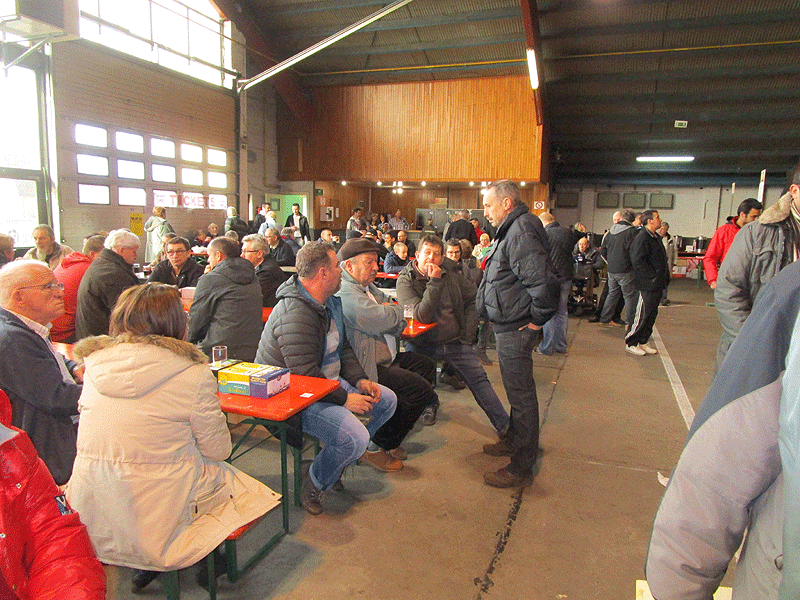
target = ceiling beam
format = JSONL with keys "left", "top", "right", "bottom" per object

{"left": 262, "top": 6, "right": 521, "bottom": 43}
{"left": 547, "top": 87, "right": 800, "bottom": 108}
{"left": 552, "top": 173, "right": 788, "bottom": 187}
{"left": 312, "top": 32, "right": 524, "bottom": 57}
{"left": 546, "top": 62, "right": 800, "bottom": 85}
{"left": 540, "top": 9, "right": 798, "bottom": 41}
{"left": 213, "top": 0, "right": 313, "bottom": 125}
{"left": 550, "top": 107, "right": 800, "bottom": 126}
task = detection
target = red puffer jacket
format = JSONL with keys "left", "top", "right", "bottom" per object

{"left": 0, "top": 425, "right": 105, "bottom": 599}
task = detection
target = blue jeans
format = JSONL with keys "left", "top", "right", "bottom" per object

{"left": 600, "top": 271, "right": 637, "bottom": 325}
{"left": 495, "top": 328, "right": 539, "bottom": 476}
{"left": 538, "top": 279, "right": 571, "bottom": 354}
{"left": 404, "top": 340, "right": 509, "bottom": 435}
{"left": 301, "top": 378, "right": 397, "bottom": 491}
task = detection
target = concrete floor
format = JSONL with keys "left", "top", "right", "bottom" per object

{"left": 106, "top": 278, "right": 724, "bottom": 600}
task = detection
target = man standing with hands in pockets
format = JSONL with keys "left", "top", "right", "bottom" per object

{"left": 478, "top": 180, "right": 559, "bottom": 488}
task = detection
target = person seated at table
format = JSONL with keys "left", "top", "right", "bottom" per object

{"left": 241, "top": 234, "right": 289, "bottom": 308}
{"left": 318, "top": 228, "right": 341, "bottom": 250}
{"left": 51, "top": 234, "right": 105, "bottom": 343}
{"left": 0, "top": 423, "right": 107, "bottom": 599}
{"left": 255, "top": 241, "right": 397, "bottom": 515}
{"left": 383, "top": 230, "right": 398, "bottom": 252}
{"left": 264, "top": 227, "right": 296, "bottom": 267}
{"left": 336, "top": 239, "right": 437, "bottom": 470}
{"left": 193, "top": 229, "right": 211, "bottom": 248}
{"left": 75, "top": 229, "right": 141, "bottom": 340}
{"left": 362, "top": 230, "right": 388, "bottom": 261}
{"left": 0, "top": 233, "right": 15, "bottom": 269}
{"left": 473, "top": 233, "right": 492, "bottom": 261}
{"left": 0, "top": 260, "right": 83, "bottom": 485}
{"left": 146, "top": 231, "right": 177, "bottom": 269}
{"left": 281, "top": 227, "right": 302, "bottom": 256}
{"left": 383, "top": 242, "right": 410, "bottom": 274}
{"left": 23, "top": 224, "right": 73, "bottom": 270}
{"left": 67, "top": 284, "right": 279, "bottom": 592}
{"left": 397, "top": 229, "right": 416, "bottom": 257}
{"left": 147, "top": 236, "right": 204, "bottom": 289}
{"left": 397, "top": 236, "right": 510, "bottom": 435}
{"left": 206, "top": 223, "right": 219, "bottom": 239}
{"left": 188, "top": 237, "right": 262, "bottom": 361}
{"left": 573, "top": 236, "right": 601, "bottom": 303}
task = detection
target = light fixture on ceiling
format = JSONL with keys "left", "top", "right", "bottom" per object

{"left": 341, "top": 181, "right": 346, "bottom": 186}
{"left": 377, "top": 181, "right": 382, "bottom": 186}
{"left": 520, "top": 181, "right": 526, "bottom": 186}
{"left": 526, "top": 48, "right": 539, "bottom": 90}
{"left": 636, "top": 156, "right": 695, "bottom": 163}
{"left": 469, "top": 181, "right": 475, "bottom": 186}
{"left": 392, "top": 189, "right": 397, "bottom": 194}
{"left": 421, "top": 181, "right": 426, "bottom": 186}
{"left": 397, "top": 181, "right": 403, "bottom": 187}
{"left": 397, "top": 187, "right": 403, "bottom": 194}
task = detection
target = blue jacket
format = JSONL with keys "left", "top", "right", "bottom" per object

{"left": 0, "top": 308, "right": 81, "bottom": 485}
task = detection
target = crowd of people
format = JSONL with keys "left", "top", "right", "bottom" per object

{"left": 2, "top": 164, "right": 800, "bottom": 596}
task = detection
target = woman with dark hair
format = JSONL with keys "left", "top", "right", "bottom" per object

{"left": 66, "top": 284, "right": 279, "bottom": 591}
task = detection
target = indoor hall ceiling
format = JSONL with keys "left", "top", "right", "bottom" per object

{"left": 234, "top": 0, "right": 800, "bottom": 187}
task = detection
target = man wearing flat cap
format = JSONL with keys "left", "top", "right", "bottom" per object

{"left": 336, "top": 238, "right": 438, "bottom": 471}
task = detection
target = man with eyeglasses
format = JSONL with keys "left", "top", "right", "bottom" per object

{"left": 0, "top": 260, "right": 83, "bottom": 485}
{"left": 147, "top": 236, "right": 204, "bottom": 289}
{"left": 241, "top": 234, "right": 289, "bottom": 308}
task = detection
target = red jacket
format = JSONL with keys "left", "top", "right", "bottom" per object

{"left": 51, "top": 253, "right": 93, "bottom": 342}
{"left": 0, "top": 425, "right": 105, "bottom": 600}
{"left": 702, "top": 217, "right": 740, "bottom": 286}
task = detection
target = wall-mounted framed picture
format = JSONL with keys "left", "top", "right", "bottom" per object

{"left": 556, "top": 192, "right": 579, "bottom": 208}
{"left": 268, "top": 197, "right": 281, "bottom": 210}
{"left": 623, "top": 192, "right": 647, "bottom": 209}
{"left": 650, "top": 193, "right": 674, "bottom": 209}
{"left": 596, "top": 191, "right": 620, "bottom": 208}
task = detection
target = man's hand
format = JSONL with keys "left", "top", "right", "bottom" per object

{"left": 71, "top": 364, "right": 85, "bottom": 383}
{"left": 345, "top": 393, "right": 376, "bottom": 415}
{"left": 520, "top": 323, "right": 542, "bottom": 331}
{"left": 357, "top": 379, "right": 381, "bottom": 402}
{"left": 425, "top": 262, "right": 443, "bottom": 279}
{"left": 709, "top": 281, "right": 717, "bottom": 290}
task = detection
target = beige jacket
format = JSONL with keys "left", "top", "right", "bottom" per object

{"left": 65, "top": 334, "right": 279, "bottom": 571}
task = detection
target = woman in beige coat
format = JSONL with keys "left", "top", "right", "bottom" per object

{"left": 66, "top": 284, "right": 279, "bottom": 590}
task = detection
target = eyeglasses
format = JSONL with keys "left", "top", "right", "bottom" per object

{"left": 241, "top": 249, "right": 260, "bottom": 254}
{"left": 166, "top": 249, "right": 188, "bottom": 256}
{"left": 18, "top": 282, "right": 64, "bottom": 292}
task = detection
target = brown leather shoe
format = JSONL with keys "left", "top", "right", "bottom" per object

{"left": 388, "top": 446, "right": 408, "bottom": 461}
{"left": 483, "top": 466, "right": 533, "bottom": 488}
{"left": 360, "top": 449, "right": 403, "bottom": 472}
{"left": 483, "top": 439, "right": 512, "bottom": 456}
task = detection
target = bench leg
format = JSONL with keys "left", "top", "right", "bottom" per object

{"left": 163, "top": 570, "right": 180, "bottom": 600}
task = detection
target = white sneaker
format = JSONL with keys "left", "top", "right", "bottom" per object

{"left": 625, "top": 344, "right": 646, "bottom": 356}
{"left": 639, "top": 343, "right": 658, "bottom": 355}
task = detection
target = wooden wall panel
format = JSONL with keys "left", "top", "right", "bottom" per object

{"left": 279, "top": 76, "right": 543, "bottom": 183}
{"left": 51, "top": 40, "right": 236, "bottom": 253}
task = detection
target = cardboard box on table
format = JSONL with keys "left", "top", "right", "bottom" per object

{"left": 217, "top": 362, "right": 290, "bottom": 398}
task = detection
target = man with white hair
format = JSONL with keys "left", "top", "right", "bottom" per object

{"left": 0, "top": 260, "right": 82, "bottom": 484}
{"left": 23, "top": 224, "right": 73, "bottom": 269}
{"left": 443, "top": 209, "right": 478, "bottom": 247}
{"left": 75, "top": 229, "right": 140, "bottom": 339}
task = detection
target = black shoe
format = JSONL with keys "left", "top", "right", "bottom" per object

{"left": 587, "top": 315, "right": 600, "bottom": 323}
{"left": 132, "top": 569, "right": 160, "bottom": 592}
{"left": 196, "top": 548, "right": 227, "bottom": 590}
{"left": 441, "top": 373, "right": 466, "bottom": 390}
{"left": 421, "top": 405, "right": 438, "bottom": 426}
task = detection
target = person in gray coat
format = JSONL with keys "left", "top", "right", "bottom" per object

{"left": 646, "top": 258, "right": 800, "bottom": 599}
{"left": 714, "top": 166, "right": 800, "bottom": 368}
{"left": 336, "top": 238, "right": 436, "bottom": 471}
{"left": 187, "top": 236, "right": 262, "bottom": 361}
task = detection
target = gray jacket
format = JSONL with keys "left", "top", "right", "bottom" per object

{"left": 647, "top": 259, "right": 800, "bottom": 599}
{"left": 336, "top": 270, "right": 406, "bottom": 381}
{"left": 715, "top": 192, "right": 795, "bottom": 361}
{"left": 187, "top": 257, "right": 262, "bottom": 361}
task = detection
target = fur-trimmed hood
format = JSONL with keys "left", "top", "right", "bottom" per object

{"left": 75, "top": 333, "right": 209, "bottom": 399}
{"left": 759, "top": 191, "right": 794, "bottom": 226}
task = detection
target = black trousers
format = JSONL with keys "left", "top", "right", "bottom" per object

{"left": 625, "top": 290, "right": 661, "bottom": 347}
{"left": 371, "top": 352, "right": 438, "bottom": 450}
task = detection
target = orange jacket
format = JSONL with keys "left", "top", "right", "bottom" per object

{"left": 702, "top": 218, "right": 740, "bottom": 285}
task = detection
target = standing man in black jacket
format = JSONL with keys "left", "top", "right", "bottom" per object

{"left": 443, "top": 209, "right": 479, "bottom": 247}
{"left": 285, "top": 202, "right": 310, "bottom": 245}
{"left": 537, "top": 212, "right": 574, "bottom": 355}
{"left": 478, "top": 180, "right": 560, "bottom": 488}
{"left": 598, "top": 208, "right": 639, "bottom": 327}
{"left": 625, "top": 210, "right": 667, "bottom": 356}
